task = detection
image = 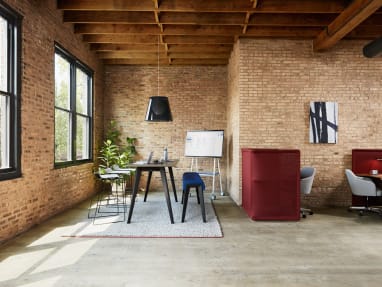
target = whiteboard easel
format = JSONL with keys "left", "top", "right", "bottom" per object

{"left": 190, "top": 157, "right": 224, "bottom": 200}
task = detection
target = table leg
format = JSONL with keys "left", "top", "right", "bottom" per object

{"left": 160, "top": 168, "right": 174, "bottom": 224}
{"left": 127, "top": 168, "right": 142, "bottom": 223}
{"left": 143, "top": 171, "right": 152, "bottom": 202}
{"left": 168, "top": 167, "right": 178, "bottom": 202}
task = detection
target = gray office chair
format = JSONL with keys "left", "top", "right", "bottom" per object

{"left": 300, "top": 167, "right": 316, "bottom": 218}
{"left": 345, "top": 169, "right": 382, "bottom": 216}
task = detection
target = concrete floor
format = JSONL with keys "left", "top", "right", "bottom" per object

{"left": 1, "top": 193, "right": 382, "bottom": 287}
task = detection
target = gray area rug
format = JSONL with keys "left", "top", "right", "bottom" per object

{"left": 66, "top": 192, "right": 223, "bottom": 238}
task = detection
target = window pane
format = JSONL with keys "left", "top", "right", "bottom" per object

{"left": 54, "top": 54, "right": 70, "bottom": 109}
{"left": 76, "top": 68, "right": 88, "bottom": 115}
{"left": 54, "top": 45, "right": 93, "bottom": 166}
{"left": 76, "top": 115, "right": 89, "bottom": 160}
{"left": 55, "top": 109, "right": 71, "bottom": 162}
{"left": 0, "top": 95, "right": 9, "bottom": 168}
{"left": 0, "top": 16, "right": 7, "bottom": 92}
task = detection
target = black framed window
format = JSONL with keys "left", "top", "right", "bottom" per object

{"left": 54, "top": 44, "right": 93, "bottom": 166}
{"left": 0, "top": 1, "right": 21, "bottom": 181}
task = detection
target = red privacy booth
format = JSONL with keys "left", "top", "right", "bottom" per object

{"left": 241, "top": 148, "right": 300, "bottom": 221}
{"left": 351, "top": 149, "right": 382, "bottom": 206}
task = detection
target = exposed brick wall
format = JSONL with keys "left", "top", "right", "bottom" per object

{"left": 227, "top": 38, "right": 382, "bottom": 208}
{"left": 104, "top": 65, "right": 227, "bottom": 192}
{"left": 0, "top": 0, "right": 104, "bottom": 243}
{"left": 226, "top": 43, "right": 241, "bottom": 204}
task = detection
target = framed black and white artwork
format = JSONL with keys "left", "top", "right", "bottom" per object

{"left": 309, "top": 102, "right": 338, "bottom": 144}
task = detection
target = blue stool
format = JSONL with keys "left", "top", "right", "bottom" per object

{"left": 182, "top": 172, "right": 206, "bottom": 223}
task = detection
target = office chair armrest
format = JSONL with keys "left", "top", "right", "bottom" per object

{"left": 301, "top": 177, "right": 312, "bottom": 183}
{"left": 357, "top": 176, "right": 373, "bottom": 183}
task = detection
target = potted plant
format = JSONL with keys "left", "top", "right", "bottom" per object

{"left": 98, "top": 139, "right": 119, "bottom": 174}
{"left": 97, "top": 120, "right": 137, "bottom": 191}
{"left": 98, "top": 120, "right": 137, "bottom": 169}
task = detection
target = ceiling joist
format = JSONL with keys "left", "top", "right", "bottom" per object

{"left": 56, "top": 0, "right": 382, "bottom": 65}
{"left": 313, "top": 0, "right": 382, "bottom": 51}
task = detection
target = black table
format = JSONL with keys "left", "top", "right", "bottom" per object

{"left": 127, "top": 160, "right": 178, "bottom": 224}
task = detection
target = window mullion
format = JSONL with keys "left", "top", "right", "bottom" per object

{"left": 70, "top": 63, "right": 76, "bottom": 161}
{"left": 8, "top": 21, "right": 15, "bottom": 168}
{"left": 54, "top": 43, "right": 93, "bottom": 166}
{"left": 0, "top": 2, "right": 21, "bottom": 180}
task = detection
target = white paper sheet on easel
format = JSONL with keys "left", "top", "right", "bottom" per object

{"left": 184, "top": 130, "right": 224, "bottom": 157}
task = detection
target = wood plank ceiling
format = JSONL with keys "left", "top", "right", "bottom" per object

{"left": 57, "top": 0, "right": 382, "bottom": 65}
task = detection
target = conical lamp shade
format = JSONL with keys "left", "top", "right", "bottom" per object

{"left": 145, "top": 96, "right": 173, "bottom": 122}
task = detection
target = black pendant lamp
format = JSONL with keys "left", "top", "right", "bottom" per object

{"left": 145, "top": 36, "right": 172, "bottom": 122}
{"left": 363, "top": 37, "right": 382, "bottom": 58}
{"left": 145, "top": 96, "right": 172, "bottom": 121}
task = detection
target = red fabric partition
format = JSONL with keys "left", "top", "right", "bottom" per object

{"left": 242, "top": 148, "right": 300, "bottom": 221}
{"left": 351, "top": 149, "right": 382, "bottom": 206}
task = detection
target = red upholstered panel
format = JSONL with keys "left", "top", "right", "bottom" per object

{"left": 352, "top": 149, "right": 382, "bottom": 174}
{"left": 351, "top": 149, "right": 382, "bottom": 206}
{"left": 242, "top": 148, "right": 300, "bottom": 221}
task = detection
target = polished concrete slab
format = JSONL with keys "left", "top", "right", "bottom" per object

{"left": 1, "top": 193, "right": 382, "bottom": 287}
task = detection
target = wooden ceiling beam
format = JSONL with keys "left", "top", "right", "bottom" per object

{"left": 83, "top": 34, "right": 235, "bottom": 44}
{"left": 76, "top": 24, "right": 332, "bottom": 37}
{"left": 97, "top": 51, "right": 168, "bottom": 59}
{"left": 164, "top": 35, "right": 235, "bottom": 44}
{"left": 168, "top": 44, "right": 233, "bottom": 53}
{"left": 103, "top": 58, "right": 227, "bottom": 65}
{"left": 244, "top": 26, "right": 322, "bottom": 38}
{"left": 58, "top": 0, "right": 346, "bottom": 13}
{"left": 313, "top": 0, "right": 382, "bottom": 51}
{"left": 57, "top": 0, "right": 155, "bottom": 11}
{"left": 63, "top": 11, "right": 155, "bottom": 23}
{"left": 74, "top": 24, "right": 160, "bottom": 34}
{"left": 64, "top": 11, "right": 345, "bottom": 26}
{"left": 248, "top": 13, "right": 338, "bottom": 26}
{"left": 253, "top": 0, "right": 346, "bottom": 13}
{"left": 159, "top": 12, "right": 245, "bottom": 25}
{"left": 103, "top": 59, "right": 170, "bottom": 65}
{"left": 90, "top": 43, "right": 233, "bottom": 53}
{"left": 168, "top": 52, "right": 230, "bottom": 59}
{"left": 90, "top": 43, "right": 167, "bottom": 52}
{"left": 242, "top": 12, "right": 252, "bottom": 34}
{"left": 83, "top": 34, "right": 159, "bottom": 44}
{"left": 162, "top": 25, "right": 243, "bottom": 35}
{"left": 99, "top": 51, "right": 230, "bottom": 59}
{"left": 170, "top": 58, "right": 227, "bottom": 65}
{"left": 57, "top": 0, "right": 382, "bottom": 65}
{"left": 159, "top": 0, "right": 346, "bottom": 13}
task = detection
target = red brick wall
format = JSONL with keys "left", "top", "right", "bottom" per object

{"left": 0, "top": 0, "right": 104, "bottom": 243}
{"left": 104, "top": 65, "right": 227, "bottom": 191}
{"left": 2, "top": 1, "right": 380, "bottom": 243}
{"left": 226, "top": 43, "right": 241, "bottom": 204}
{"left": 228, "top": 38, "right": 382, "bottom": 207}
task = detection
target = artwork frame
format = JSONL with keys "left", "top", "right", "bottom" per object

{"left": 309, "top": 102, "right": 338, "bottom": 144}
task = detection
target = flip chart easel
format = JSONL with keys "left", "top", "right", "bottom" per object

{"left": 190, "top": 157, "right": 223, "bottom": 200}
{"left": 184, "top": 130, "right": 224, "bottom": 200}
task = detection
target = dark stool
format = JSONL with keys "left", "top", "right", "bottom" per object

{"left": 181, "top": 172, "right": 206, "bottom": 223}
{"left": 88, "top": 173, "right": 127, "bottom": 223}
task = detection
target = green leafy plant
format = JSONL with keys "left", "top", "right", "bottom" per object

{"left": 97, "top": 121, "right": 137, "bottom": 173}
{"left": 105, "top": 120, "right": 121, "bottom": 145}
{"left": 125, "top": 136, "right": 137, "bottom": 158}
{"left": 98, "top": 139, "right": 119, "bottom": 174}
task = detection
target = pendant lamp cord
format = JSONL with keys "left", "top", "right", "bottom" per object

{"left": 157, "top": 35, "right": 159, "bottom": 97}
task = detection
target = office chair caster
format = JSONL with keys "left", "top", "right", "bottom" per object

{"left": 358, "top": 211, "right": 364, "bottom": 216}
